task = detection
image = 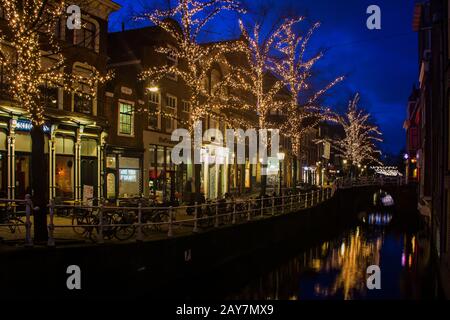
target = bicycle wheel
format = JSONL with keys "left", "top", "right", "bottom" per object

{"left": 71, "top": 215, "right": 91, "bottom": 236}
{"left": 8, "top": 217, "right": 24, "bottom": 234}
{"left": 113, "top": 212, "right": 136, "bottom": 241}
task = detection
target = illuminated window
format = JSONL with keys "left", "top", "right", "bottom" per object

{"left": 120, "top": 169, "right": 137, "bottom": 182}
{"left": 118, "top": 102, "right": 134, "bottom": 136}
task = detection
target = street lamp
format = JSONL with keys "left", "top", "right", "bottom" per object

{"left": 146, "top": 85, "right": 159, "bottom": 92}
{"left": 277, "top": 152, "right": 285, "bottom": 195}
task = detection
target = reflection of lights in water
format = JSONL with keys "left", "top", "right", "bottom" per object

{"left": 367, "top": 213, "right": 392, "bottom": 226}
{"left": 411, "top": 236, "right": 415, "bottom": 253}
{"left": 401, "top": 253, "right": 406, "bottom": 267}
{"left": 313, "top": 231, "right": 382, "bottom": 300}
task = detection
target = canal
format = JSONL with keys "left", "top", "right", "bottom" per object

{"left": 173, "top": 206, "right": 436, "bottom": 300}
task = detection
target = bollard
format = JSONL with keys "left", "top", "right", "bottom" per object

{"left": 247, "top": 201, "right": 251, "bottom": 221}
{"left": 136, "top": 202, "right": 143, "bottom": 242}
{"left": 98, "top": 203, "right": 104, "bottom": 244}
{"left": 167, "top": 206, "right": 173, "bottom": 237}
{"left": 193, "top": 202, "right": 199, "bottom": 232}
{"left": 215, "top": 202, "right": 219, "bottom": 228}
{"left": 232, "top": 202, "right": 236, "bottom": 224}
{"left": 272, "top": 196, "right": 275, "bottom": 216}
{"left": 47, "top": 199, "right": 55, "bottom": 247}
{"left": 24, "top": 194, "right": 33, "bottom": 247}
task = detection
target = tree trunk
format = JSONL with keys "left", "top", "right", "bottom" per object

{"left": 260, "top": 164, "right": 267, "bottom": 196}
{"left": 293, "top": 155, "right": 297, "bottom": 188}
{"left": 31, "top": 125, "right": 48, "bottom": 242}
{"left": 193, "top": 163, "right": 202, "bottom": 202}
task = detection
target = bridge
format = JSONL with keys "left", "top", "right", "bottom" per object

{"left": 0, "top": 176, "right": 408, "bottom": 247}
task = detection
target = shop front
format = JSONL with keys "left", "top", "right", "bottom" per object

{"left": 105, "top": 152, "right": 143, "bottom": 200}
{"left": 143, "top": 131, "right": 187, "bottom": 203}
{"left": 0, "top": 113, "right": 105, "bottom": 202}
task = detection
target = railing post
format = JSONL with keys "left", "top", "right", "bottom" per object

{"left": 215, "top": 202, "right": 219, "bottom": 228}
{"left": 24, "top": 194, "right": 33, "bottom": 247}
{"left": 272, "top": 196, "right": 275, "bottom": 216}
{"left": 98, "top": 203, "right": 104, "bottom": 244}
{"left": 305, "top": 193, "right": 308, "bottom": 208}
{"left": 47, "top": 199, "right": 55, "bottom": 247}
{"left": 247, "top": 200, "right": 251, "bottom": 221}
{"left": 290, "top": 194, "right": 293, "bottom": 212}
{"left": 281, "top": 195, "right": 285, "bottom": 214}
{"left": 136, "top": 202, "right": 143, "bottom": 242}
{"left": 322, "top": 189, "right": 325, "bottom": 202}
{"left": 232, "top": 202, "right": 236, "bottom": 224}
{"left": 260, "top": 197, "right": 264, "bottom": 217}
{"left": 167, "top": 206, "right": 173, "bottom": 237}
{"left": 193, "top": 202, "right": 199, "bottom": 233}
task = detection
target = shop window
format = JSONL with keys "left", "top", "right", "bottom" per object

{"left": 0, "top": 152, "right": 6, "bottom": 198}
{"left": 118, "top": 157, "right": 141, "bottom": 198}
{"left": 15, "top": 155, "right": 31, "bottom": 199}
{"left": 119, "top": 102, "right": 134, "bottom": 136}
{"left": 55, "top": 156, "right": 74, "bottom": 199}
{"left": 106, "top": 172, "right": 116, "bottom": 199}
{"left": 106, "top": 156, "right": 116, "bottom": 169}
{"left": 81, "top": 139, "right": 97, "bottom": 157}
{"left": 55, "top": 136, "right": 74, "bottom": 155}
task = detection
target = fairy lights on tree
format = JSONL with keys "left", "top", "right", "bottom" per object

{"left": 138, "top": 0, "right": 245, "bottom": 131}
{"left": 335, "top": 94, "right": 382, "bottom": 166}
{"left": 0, "top": 0, "right": 111, "bottom": 241}
{"left": 270, "top": 17, "right": 344, "bottom": 156}
{"left": 0, "top": 0, "right": 111, "bottom": 125}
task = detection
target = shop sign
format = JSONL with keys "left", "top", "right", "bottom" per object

{"left": 15, "top": 119, "right": 50, "bottom": 133}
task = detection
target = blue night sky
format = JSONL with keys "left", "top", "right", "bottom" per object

{"left": 108, "top": 0, "right": 418, "bottom": 156}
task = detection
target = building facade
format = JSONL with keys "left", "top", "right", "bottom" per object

{"left": 0, "top": 1, "right": 120, "bottom": 202}
{"left": 411, "top": 0, "right": 450, "bottom": 297}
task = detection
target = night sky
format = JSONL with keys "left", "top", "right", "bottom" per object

{"left": 108, "top": 0, "right": 418, "bottom": 156}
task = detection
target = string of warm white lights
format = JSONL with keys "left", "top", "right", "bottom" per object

{"left": 0, "top": 0, "right": 112, "bottom": 126}
{"left": 270, "top": 17, "right": 344, "bottom": 155}
{"left": 334, "top": 94, "right": 383, "bottom": 165}
{"left": 138, "top": 0, "right": 246, "bottom": 131}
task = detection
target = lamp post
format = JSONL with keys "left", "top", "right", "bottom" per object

{"left": 277, "top": 152, "right": 285, "bottom": 195}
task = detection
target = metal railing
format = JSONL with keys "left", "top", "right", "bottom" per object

{"left": 0, "top": 176, "right": 403, "bottom": 246}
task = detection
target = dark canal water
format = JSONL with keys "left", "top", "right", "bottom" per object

{"left": 220, "top": 212, "right": 433, "bottom": 300}
{"left": 177, "top": 208, "right": 435, "bottom": 300}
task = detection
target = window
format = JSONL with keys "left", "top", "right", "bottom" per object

{"left": 182, "top": 100, "right": 190, "bottom": 113}
{"left": 148, "top": 92, "right": 160, "bottom": 129}
{"left": 39, "top": 82, "right": 58, "bottom": 108}
{"left": 55, "top": 155, "right": 74, "bottom": 199}
{"left": 73, "top": 64, "right": 95, "bottom": 114}
{"left": 120, "top": 169, "right": 137, "bottom": 182}
{"left": 166, "top": 46, "right": 178, "bottom": 81}
{"left": 119, "top": 102, "right": 134, "bottom": 136}
{"left": 166, "top": 95, "right": 177, "bottom": 109}
{"left": 74, "top": 18, "right": 96, "bottom": 50}
{"left": 165, "top": 95, "right": 177, "bottom": 132}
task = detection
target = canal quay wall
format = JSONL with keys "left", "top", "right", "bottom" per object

{"left": 0, "top": 185, "right": 418, "bottom": 298}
